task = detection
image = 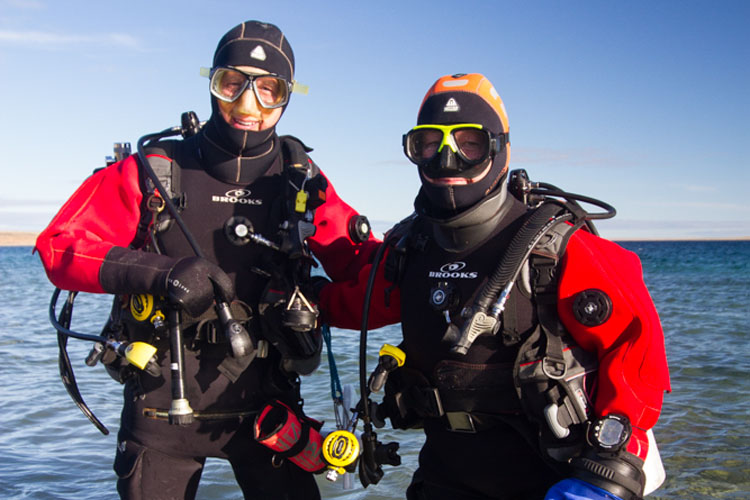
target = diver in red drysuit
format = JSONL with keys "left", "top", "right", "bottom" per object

{"left": 36, "top": 20, "right": 378, "bottom": 500}
{"left": 319, "top": 73, "right": 671, "bottom": 500}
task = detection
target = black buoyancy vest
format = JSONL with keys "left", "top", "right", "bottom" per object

{"left": 382, "top": 193, "right": 597, "bottom": 458}
{"left": 124, "top": 133, "right": 327, "bottom": 376}
{"left": 390, "top": 196, "right": 533, "bottom": 417}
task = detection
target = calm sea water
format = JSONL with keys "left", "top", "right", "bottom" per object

{"left": 0, "top": 241, "right": 748, "bottom": 499}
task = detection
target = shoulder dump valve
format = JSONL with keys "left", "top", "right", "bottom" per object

{"left": 348, "top": 215, "right": 371, "bottom": 243}
{"left": 573, "top": 289, "right": 612, "bottom": 327}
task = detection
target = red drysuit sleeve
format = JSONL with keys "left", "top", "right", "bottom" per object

{"left": 34, "top": 156, "right": 145, "bottom": 293}
{"left": 557, "top": 230, "right": 671, "bottom": 459}
{"left": 308, "top": 172, "right": 382, "bottom": 283}
{"left": 317, "top": 240, "right": 402, "bottom": 331}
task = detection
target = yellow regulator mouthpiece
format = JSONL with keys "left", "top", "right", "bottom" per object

{"left": 124, "top": 342, "right": 158, "bottom": 370}
{"left": 379, "top": 344, "right": 406, "bottom": 367}
{"left": 322, "top": 430, "right": 360, "bottom": 474}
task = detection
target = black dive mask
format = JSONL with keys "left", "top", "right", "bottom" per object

{"left": 418, "top": 147, "right": 508, "bottom": 214}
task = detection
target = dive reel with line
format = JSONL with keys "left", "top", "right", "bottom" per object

{"left": 354, "top": 169, "right": 616, "bottom": 486}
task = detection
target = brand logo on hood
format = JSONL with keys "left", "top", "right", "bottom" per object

{"left": 429, "top": 261, "right": 477, "bottom": 279}
{"left": 250, "top": 45, "right": 267, "bottom": 61}
{"left": 212, "top": 189, "right": 262, "bottom": 205}
{"left": 443, "top": 98, "right": 460, "bottom": 113}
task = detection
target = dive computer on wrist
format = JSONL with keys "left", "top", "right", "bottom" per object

{"left": 588, "top": 414, "right": 631, "bottom": 452}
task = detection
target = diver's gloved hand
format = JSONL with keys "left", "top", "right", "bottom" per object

{"left": 545, "top": 479, "right": 623, "bottom": 500}
{"left": 100, "top": 247, "right": 234, "bottom": 316}
{"left": 165, "top": 257, "right": 234, "bottom": 315}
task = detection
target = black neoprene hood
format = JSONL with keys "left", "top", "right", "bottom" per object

{"left": 213, "top": 21, "right": 295, "bottom": 81}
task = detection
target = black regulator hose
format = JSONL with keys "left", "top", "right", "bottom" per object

{"left": 451, "top": 180, "right": 617, "bottom": 355}
{"left": 135, "top": 120, "right": 254, "bottom": 359}
{"left": 359, "top": 241, "right": 389, "bottom": 427}
{"left": 49, "top": 287, "right": 110, "bottom": 343}
{"left": 52, "top": 289, "right": 110, "bottom": 435}
{"left": 357, "top": 239, "right": 392, "bottom": 487}
{"left": 473, "top": 202, "right": 571, "bottom": 313}
{"left": 529, "top": 183, "right": 617, "bottom": 236}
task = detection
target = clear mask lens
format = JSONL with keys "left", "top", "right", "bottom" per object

{"left": 209, "top": 67, "right": 290, "bottom": 109}
{"left": 404, "top": 124, "right": 492, "bottom": 168}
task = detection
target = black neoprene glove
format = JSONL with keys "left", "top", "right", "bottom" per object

{"left": 100, "top": 247, "right": 234, "bottom": 317}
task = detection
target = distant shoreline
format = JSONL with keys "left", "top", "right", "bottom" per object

{"left": 0, "top": 231, "right": 747, "bottom": 248}
{"left": 0, "top": 232, "right": 38, "bottom": 247}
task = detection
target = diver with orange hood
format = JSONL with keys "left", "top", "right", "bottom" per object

{"left": 320, "top": 73, "right": 670, "bottom": 500}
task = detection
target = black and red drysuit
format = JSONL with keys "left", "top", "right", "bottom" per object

{"left": 319, "top": 186, "right": 671, "bottom": 499}
{"left": 36, "top": 131, "right": 379, "bottom": 500}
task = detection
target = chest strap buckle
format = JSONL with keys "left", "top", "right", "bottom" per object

{"left": 445, "top": 411, "right": 477, "bottom": 433}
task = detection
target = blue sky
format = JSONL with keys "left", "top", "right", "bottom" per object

{"left": 1, "top": 0, "right": 748, "bottom": 240}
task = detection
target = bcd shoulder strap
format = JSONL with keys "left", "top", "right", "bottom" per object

{"left": 132, "top": 140, "right": 183, "bottom": 250}
{"left": 512, "top": 220, "right": 598, "bottom": 449}
{"left": 279, "top": 135, "right": 327, "bottom": 213}
{"left": 383, "top": 213, "right": 421, "bottom": 285}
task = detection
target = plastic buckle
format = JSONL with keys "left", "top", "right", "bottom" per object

{"left": 446, "top": 411, "right": 477, "bottom": 433}
{"left": 397, "top": 387, "right": 445, "bottom": 419}
{"left": 422, "top": 387, "right": 445, "bottom": 418}
{"left": 542, "top": 356, "right": 567, "bottom": 380}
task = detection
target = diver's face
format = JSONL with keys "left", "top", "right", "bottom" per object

{"left": 215, "top": 66, "right": 283, "bottom": 131}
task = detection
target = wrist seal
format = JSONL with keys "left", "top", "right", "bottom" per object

{"left": 572, "top": 449, "right": 645, "bottom": 500}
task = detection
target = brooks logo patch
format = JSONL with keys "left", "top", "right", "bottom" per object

{"left": 250, "top": 45, "right": 267, "bottom": 61}
{"left": 444, "top": 98, "right": 460, "bottom": 112}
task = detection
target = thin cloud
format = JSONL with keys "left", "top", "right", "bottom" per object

{"left": 3, "top": 0, "right": 45, "bottom": 9}
{"left": 0, "top": 29, "right": 142, "bottom": 50}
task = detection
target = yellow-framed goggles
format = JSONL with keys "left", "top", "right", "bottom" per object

{"left": 403, "top": 123, "right": 507, "bottom": 169}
